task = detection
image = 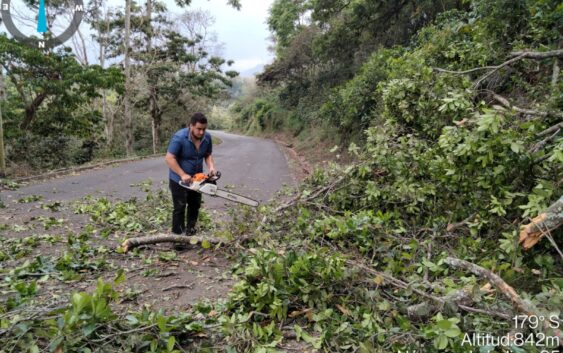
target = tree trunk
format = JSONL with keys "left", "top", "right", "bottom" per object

{"left": 105, "top": 104, "right": 114, "bottom": 146}
{"left": 20, "top": 93, "right": 47, "bottom": 130}
{"left": 151, "top": 111, "right": 160, "bottom": 154}
{"left": 98, "top": 3, "right": 113, "bottom": 147}
{"left": 0, "top": 69, "right": 6, "bottom": 177}
{"left": 123, "top": 0, "right": 133, "bottom": 156}
{"left": 146, "top": 0, "right": 159, "bottom": 154}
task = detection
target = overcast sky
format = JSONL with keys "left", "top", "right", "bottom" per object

{"left": 1, "top": 0, "right": 275, "bottom": 76}
{"left": 184, "top": 0, "right": 274, "bottom": 75}
{"left": 131, "top": 0, "right": 275, "bottom": 75}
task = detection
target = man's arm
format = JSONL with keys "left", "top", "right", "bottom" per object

{"left": 165, "top": 152, "right": 192, "bottom": 183}
{"left": 204, "top": 154, "right": 215, "bottom": 175}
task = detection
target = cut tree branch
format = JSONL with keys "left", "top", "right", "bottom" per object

{"left": 473, "top": 53, "right": 528, "bottom": 89}
{"left": 121, "top": 233, "right": 228, "bottom": 252}
{"left": 444, "top": 256, "right": 562, "bottom": 344}
{"left": 519, "top": 196, "right": 563, "bottom": 250}
{"left": 444, "top": 257, "right": 534, "bottom": 315}
{"left": 538, "top": 122, "right": 563, "bottom": 137}
{"left": 491, "top": 93, "right": 563, "bottom": 119}
{"left": 349, "top": 259, "right": 511, "bottom": 321}
{"left": 509, "top": 50, "right": 563, "bottom": 59}
{"left": 434, "top": 50, "right": 563, "bottom": 90}
{"left": 529, "top": 128, "right": 561, "bottom": 153}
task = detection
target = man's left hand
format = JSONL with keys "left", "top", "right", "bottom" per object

{"left": 208, "top": 168, "right": 216, "bottom": 176}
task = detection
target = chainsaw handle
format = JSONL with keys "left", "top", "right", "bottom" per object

{"left": 179, "top": 171, "right": 220, "bottom": 188}
{"left": 208, "top": 170, "right": 221, "bottom": 182}
{"left": 179, "top": 180, "right": 191, "bottom": 188}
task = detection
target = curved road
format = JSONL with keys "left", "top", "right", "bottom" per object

{"left": 2, "top": 131, "right": 293, "bottom": 211}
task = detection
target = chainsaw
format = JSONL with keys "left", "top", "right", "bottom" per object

{"left": 178, "top": 171, "right": 259, "bottom": 207}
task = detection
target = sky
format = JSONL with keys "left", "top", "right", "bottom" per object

{"left": 1, "top": 0, "right": 276, "bottom": 76}
{"left": 120, "top": 0, "right": 276, "bottom": 75}
{"left": 180, "top": 0, "right": 275, "bottom": 75}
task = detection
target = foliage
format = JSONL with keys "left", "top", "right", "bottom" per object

{"left": 0, "top": 36, "right": 122, "bottom": 136}
{"left": 258, "top": 0, "right": 466, "bottom": 117}
{"left": 0, "top": 187, "right": 228, "bottom": 351}
{"left": 1, "top": 276, "right": 222, "bottom": 352}
{"left": 225, "top": 0, "right": 563, "bottom": 351}
{"left": 74, "top": 185, "right": 170, "bottom": 234}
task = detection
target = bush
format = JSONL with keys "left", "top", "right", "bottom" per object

{"left": 7, "top": 134, "right": 96, "bottom": 171}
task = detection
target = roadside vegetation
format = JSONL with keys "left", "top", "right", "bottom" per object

{"left": 224, "top": 0, "right": 563, "bottom": 351}
{"left": 0, "top": 1, "right": 239, "bottom": 177}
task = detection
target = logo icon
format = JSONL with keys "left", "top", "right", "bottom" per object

{"left": 1, "top": 0, "right": 84, "bottom": 49}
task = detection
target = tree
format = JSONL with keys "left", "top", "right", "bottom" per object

{"left": 142, "top": 25, "right": 238, "bottom": 153}
{"left": 261, "top": 0, "right": 467, "bottom": 111}
{"left": 123, "top": 0, "right": 133, "bottom": 156}
{"left": 86, "top": 0, "right": 117, "bottom": 146}
{"left": 0, "top": 68, "right": 6, "bottom": 177}
{"left": 0, "top": 35, "right": 121, "bottom": 136}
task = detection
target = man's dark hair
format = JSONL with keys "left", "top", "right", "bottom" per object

{"left": 190, "top": 112, "right": 208, "bottom": 126}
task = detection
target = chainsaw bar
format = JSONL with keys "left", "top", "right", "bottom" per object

{"left": 179, "top": 176, "right": 259, "bottom": 207}
{"left": 214, "top": 188, "right": 259, "bottom": 207}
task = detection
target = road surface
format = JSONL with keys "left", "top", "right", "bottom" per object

{"left": 1, "top": 130, "right": 293, "bottom": 210}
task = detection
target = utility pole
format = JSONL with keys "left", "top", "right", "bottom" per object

{"left": 0, "top": 67, "right": 6, "bottom": 178}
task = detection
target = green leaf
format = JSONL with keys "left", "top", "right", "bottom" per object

{"left": 294, "top": 324, "right": 303, "bottom": 340}
{"left": 436, "top": 319, "right": 452, "bottom": 330}
{"left": 201, "top": 239, "right": 211, "bottom": 249}
{"left": 434, "top": 335, "right": 448, "bottom": 350}
{"left": 83, "top": 323, "right": 97, "bottom": 337}
{"left": 510, "top": 142, "right": 523, "bottom": 154}
{"left": 114, "top": 269, "right": 126, "bottom": 285}
{"left": 444, "top": 327, "right": 461, "bottom": 338}
{"left": 126, "top": 315, "right": 139, "bottom": 326}
{"left": 167, "top": 336, "right": 176, "bottom": 352}
{"left": 48, "top": 336, "right": 64, "bottom": 352}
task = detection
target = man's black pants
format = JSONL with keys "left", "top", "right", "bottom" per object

{"left": 169, "top": 179, "right": 202, "bottom": 235}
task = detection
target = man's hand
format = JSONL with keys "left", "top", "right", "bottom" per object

{"left": 180, "top": 174, "right": 192, "bottom": 184}
{"left": 208, "top": 168, "right": 216, "bottom": 177}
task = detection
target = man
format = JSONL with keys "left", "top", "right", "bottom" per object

{"left": 165, "top": 112, "right": 215, "bottom": 237}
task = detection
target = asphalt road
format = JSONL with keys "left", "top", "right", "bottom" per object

{"left": 1, "top": 131, "right": 293, "bottom": 211}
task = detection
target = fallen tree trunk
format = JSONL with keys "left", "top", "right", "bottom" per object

{"left": 519, "top": 196, "right": 563, "bottom": 250}
{"left": 121, "top": 233, "right": 227, "bottom": 252}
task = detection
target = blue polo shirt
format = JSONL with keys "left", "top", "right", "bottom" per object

{"left": 167, "top": 128, "right": 213, "bottom": 182}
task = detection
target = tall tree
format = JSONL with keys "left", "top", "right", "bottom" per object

{"left": 123, "top": 0, "right": 133, "bottom": 156}
{"left": 0, "top": 67, "right": 6, "bottom": 177}
{"left": 0, "top": 35, "right": 121, "bottom": 135}
{"left": 87, "top": 0, "right": 118, "bottom": 146}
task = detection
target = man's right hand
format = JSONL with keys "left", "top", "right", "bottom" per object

{"left": 180, "top": 174, "right": 192, "bottom": 184}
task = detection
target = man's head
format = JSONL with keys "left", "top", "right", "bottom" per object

{"left": 189, "top": 112, "right": 208, "bottom": 140}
